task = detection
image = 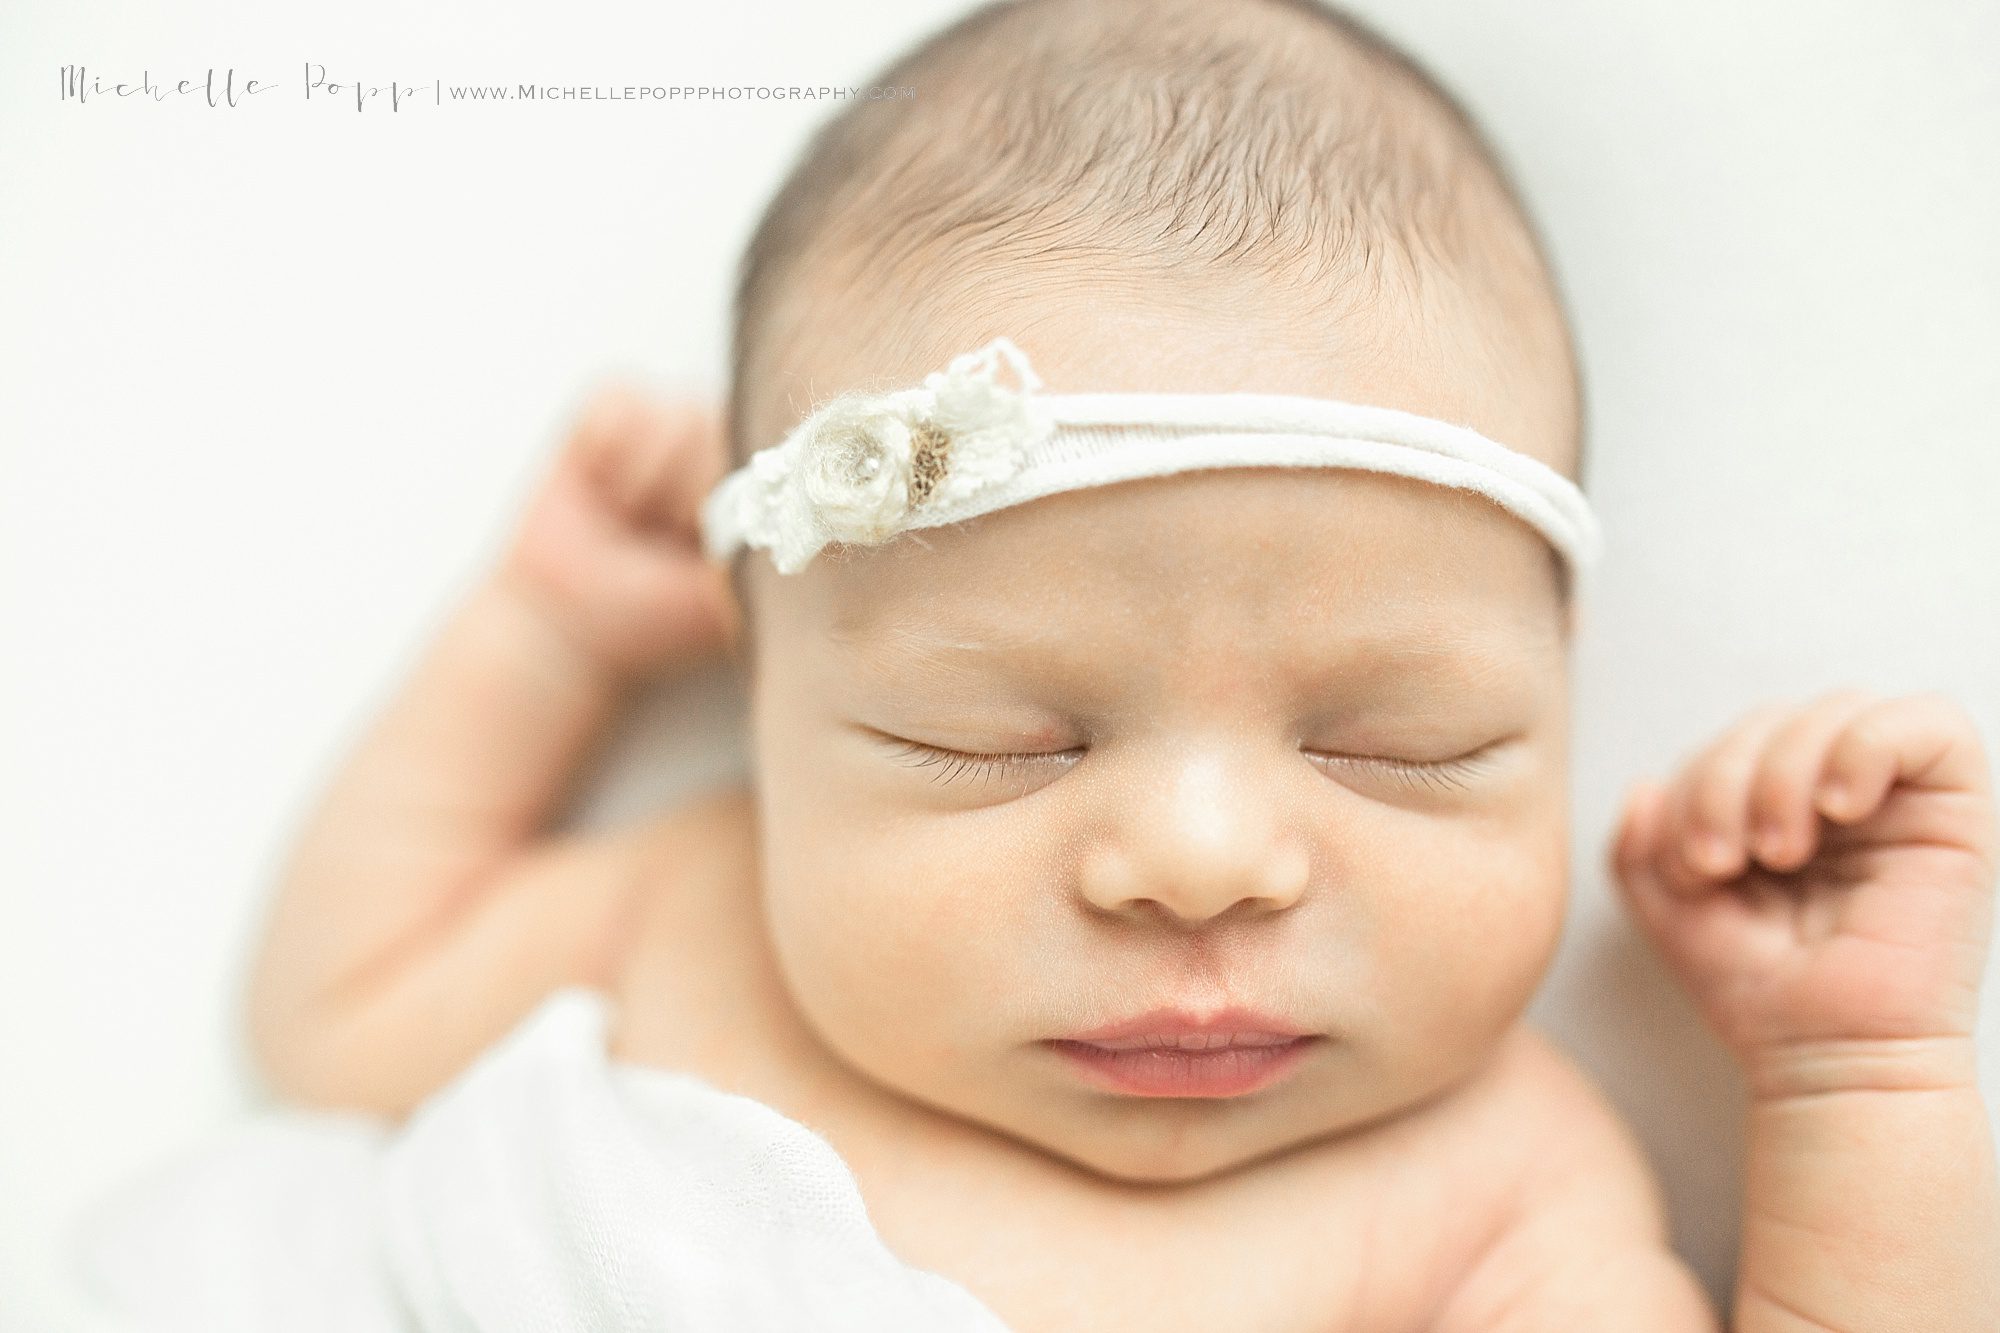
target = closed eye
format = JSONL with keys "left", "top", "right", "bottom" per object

{"left": 1304, "top": 739, "right": 1510, "bottom": 793}
{"left": 882, "top": 738, "right": 1083, "bottom": 788}
{"left": 882, "top": 735, "right": 1511, "bottom": 792}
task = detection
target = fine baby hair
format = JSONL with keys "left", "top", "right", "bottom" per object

{"left": 714, "top": 0, "right": 1591, "bottom": 670}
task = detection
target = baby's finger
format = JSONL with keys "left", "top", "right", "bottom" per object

{"left": 1744, "top": 688, "right": 1881, "bottom": 873}
{"left": 571, "top": 383, "right": 725, "bottom": 530}
{"left": 623, "top": 397, "right": 729, "bottom": 535}
{"left": 570, "top": 382, "right": 655, "bottom": 478}
{"left": 1816, "top": 692, "right": 1997, "bottom": 841}
{"left": 1660, "top": 699, "right": 1795, "bottom": 890}
{"left": 1610, "top": 779, "right": 1676, "bottom": 931}
{"left": 1612, "top": 778, "right": 1782, "bottom": 986}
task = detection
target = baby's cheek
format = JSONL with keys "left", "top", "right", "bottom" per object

{"left": 761, "top": 826, "right": 1005, "bottom": 1075}
{"left": 1368, "top": 822, "right": 1567, "bottom": 1069}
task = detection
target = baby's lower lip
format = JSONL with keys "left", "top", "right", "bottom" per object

{"left": 1043, "top": 1035, "right": 1323, "bottom": 1098}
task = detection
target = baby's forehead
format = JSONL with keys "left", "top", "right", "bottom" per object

{"left": 852, "top": 463, "right": 1548, "bottom": 599}
{"left": 802, "top": 468, "right": 1562, "bottom": 678}
{"left": 825, "top": 585, "right": 1539, "bottom": 689}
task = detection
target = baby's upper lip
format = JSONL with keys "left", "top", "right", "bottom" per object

{"left": 1054, "top": 1005, "right": 1311, "bottom": 1047}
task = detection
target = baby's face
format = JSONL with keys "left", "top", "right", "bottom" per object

{"left": 739, "top": 313, "right": 1575, "bottom": 1184}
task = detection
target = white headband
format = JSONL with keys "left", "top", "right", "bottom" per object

{"left": 700, "top": 338, "right": 1600, "bottom": 591}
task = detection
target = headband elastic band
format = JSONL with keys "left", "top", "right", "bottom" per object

{"left": 699, "top": 338, "right": 1600, "bottom": 592}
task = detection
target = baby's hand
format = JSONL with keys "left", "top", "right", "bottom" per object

{"left": 499, "top": 383, "right": 739, "bottom": 679}
{"left": 1610, "top": 689, "right": 1997, "bottom": 1094}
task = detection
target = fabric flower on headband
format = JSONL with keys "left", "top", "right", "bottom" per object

{"left": 796, "top": 396, "right": 927, "bottom": 544}
{"left": 723, "top": 338, "right": 1055, "bottom": 571}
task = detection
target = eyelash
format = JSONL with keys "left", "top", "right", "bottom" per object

{"left": 884, "top": 740, "right": 1082, "bottom": 789}
{"left": 1305, "top": 745, "right": 1500, "bottom": 793}
{"left": 884, "top": 739, "right": 1503, "bottom": 792}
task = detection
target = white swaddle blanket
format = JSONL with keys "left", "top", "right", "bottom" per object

{"left": 67, "top": 987, "right": 1014, "bottom": 1332}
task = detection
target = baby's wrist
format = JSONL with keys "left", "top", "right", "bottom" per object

{"left": 1742, "top": 1033, "right": 1981, "bottom": 1104}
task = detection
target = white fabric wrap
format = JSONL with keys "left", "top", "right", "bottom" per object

{"left": 66, "top": 988, "right": 1014, "bottom": 1333}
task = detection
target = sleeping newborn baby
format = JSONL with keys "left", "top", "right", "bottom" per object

{"left": 237, "top": 0, "right": 2000, "bottom": 1328}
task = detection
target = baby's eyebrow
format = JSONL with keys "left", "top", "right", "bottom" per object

{"left": 826, "top": 612, "right": 1539, "bottom": 688}
{"left": 828, "top": 617, "right": 1054, "bottom": 658}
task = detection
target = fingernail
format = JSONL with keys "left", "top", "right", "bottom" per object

{"left": 1754, "top": 821, "right": 1787, "bottom": 861}
{"left": 1818, "top": 780, "right": 1849, "bottom": 816}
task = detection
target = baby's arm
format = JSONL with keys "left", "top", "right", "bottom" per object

{"left": 244, "top": 386, "right": 739, "bottom": 1120}
{"left": 1737, "top": 1038, "right": 1998, "bottom": 1329}
{"left": 1615, "top": 690, "right": 2000, "bottom": 1330}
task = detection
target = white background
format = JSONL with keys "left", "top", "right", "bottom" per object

{"left": 3, "top": 0, "right": 1997, "bottom": 1323}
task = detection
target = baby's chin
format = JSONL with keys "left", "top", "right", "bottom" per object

{"left": 970, "top": 1095, "right": 1377, "bottom": 1187}
{"left": 899, "top": 1056, "right": 1433, "bottom": 1188}
{"left": 1045, "top": 1121, "right": 1348, "bottom": 1187}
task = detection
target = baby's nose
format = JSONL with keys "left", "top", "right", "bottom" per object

{"left": 1075, "top": 750, "right": 1311, "bottom": 925}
